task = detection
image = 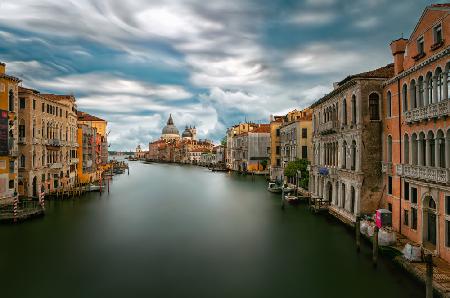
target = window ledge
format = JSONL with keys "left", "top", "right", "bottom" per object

{"left": 412, "top": 52, "right": 426, "bottom": 61}
{"left": 430, "top": 40, "right": 444, "bottom": 51}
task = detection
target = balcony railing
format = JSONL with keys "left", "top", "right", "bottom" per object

{"left": 381, "top": 162, "right": 393, "bottom": 174}
{"left": 404, "top": 99, "right": 449, "bottom": 123}
{"left": 49, "top": 163, "right": 63, "bottom": 169}
{"left": 18, "top": 137, "right": 26, "bottom": 144}
{"left": 396, "top": 164, "right": 449, "bottom": 184}
{"left": 318, "top": 120, "right": 339, "bottom": 135}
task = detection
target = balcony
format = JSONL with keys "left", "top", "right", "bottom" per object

{"left": 18, "top": 137, "right": 26, "bottom": 144}
{"left": 396, "top": 164, "right": 449, "bottom": 184}
{"left": 49, "top": 163, "right": 63, "bottom": 169}
{"left": 70, "top": 158, "right": 79, "bottom": 164}
{"left": 32, "top": 138, "right": 39, "bottom": 144}
{"left": 404, "top": 99, "right": 449, "bottom": 123}
{"left": 318, "top": 121, "right": 339, "bottom": 135}
{"left": 381, "top": 162, "right": 393, "bottom": 174}
{"left": 47, "top": 139, "right": 62, "bottom": 147}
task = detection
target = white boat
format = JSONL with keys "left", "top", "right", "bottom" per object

{"left": 267, "top": 182, "right": 282, "bottom": 193}
{"left": 284, "top": 195, "right": 299, "bottom": 204}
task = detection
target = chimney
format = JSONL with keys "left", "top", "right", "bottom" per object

{"left": 0, "top": 62, "right": 5, "bottom": 74}
{"left": 390, "top": 38, "right": 408, "bottom": 75}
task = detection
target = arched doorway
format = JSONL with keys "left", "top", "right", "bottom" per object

{"left": 326, "top": 182, "right": 332, "bottom": 203}
{"left": 423, "top": 196, "right": 437, "bottom": 246}
{"left": 32, "top": 176, "right": 37, "bottom": 197}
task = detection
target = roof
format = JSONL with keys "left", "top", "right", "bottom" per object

{"left": 18, "top": 86, "right": 40, "bottom": 94}
{"left": 310, "top": 64, "right": 394, "bottom": 108}
{"left": 0, "top": 73, "right": 21, "bottom": 83}
{"left": 77, "top": 111, "right": 106, "bottom": 122}
{"left": 251, "top": 124, "right": 270, "bottom": 133}
{"left": 337, "top": 63, "right": 394, "bottom": 86}
{"left": 41, "top": 94, "right": 76, "bottom": 102}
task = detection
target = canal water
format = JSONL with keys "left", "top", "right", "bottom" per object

{"left": 1, "top": 161, "right": 424, "bottom": 298}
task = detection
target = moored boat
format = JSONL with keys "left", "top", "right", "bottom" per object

{"left": 267, "top": 182, "right": 282, "bottom": 193}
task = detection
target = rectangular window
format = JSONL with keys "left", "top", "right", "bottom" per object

{"left": 276, "top": 146, "right": 280, "bottom": 155}
{"left": 446, "top": 196, "right": 450, "bottom": 216}
{"left": 417, "top": 36, "right": 424, "bottom": 54}
{"left": 388, "top": 176, "right": 393, "bottom": 195}
{"left": 447, "top": 221, "right": 450, "bottom": 247}
{"left": 42, "top": 103, "right": 45, "bottom": 112}
{"left": 411, "top": 208, "right": 417, "bottom": 230}
{"left": 302, "top": 146, "right": 308, "bottom": 159}
{"left": 411, "top": 187, "right": 418, "bottom": 204}
{"left": 33, "top": 99, "right": 36, "bottom": 110}
{"left": 434, "top": 24, "right": 442, "bottom": 44}
{"left": 404, "top": 209, "right": 409, "bottom": 226}
{"left": 302, "top": 128, "right": 307, "bottom": 138}
{"left": 404, "top": 182, "right": 409, "bottom": 201}
{"left": 388, "top": 203, "right": 392, "bottom": 212}
{"left": 19, "top": 97, "right": 25, "bottom": 109}
{"left": 276, "top": 159, "right": 281, "bottom": 166}
{"left": 9, "top": 179, "right": 14, "bottom": 189}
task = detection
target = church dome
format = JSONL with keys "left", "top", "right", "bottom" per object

{"left": 161, "top": 114, "right": 180, "bottom": 139}
{"left": 182, "top": 126, "right": 193, "bottom": 138}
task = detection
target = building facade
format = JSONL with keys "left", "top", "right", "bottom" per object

{"left": 269, "top": 116, "right": 284, "bottom": 181}
{"left": 17, "top": 87, "right": 79, "bottom": 197}
{"left": 382, "top": 5, "right": 450, "bottom": 261}
{"left": 0, "top": 62, "right": 20, "bottom": 204}
{"left": 310, "top": 64, "right": 394, "bottom": 225}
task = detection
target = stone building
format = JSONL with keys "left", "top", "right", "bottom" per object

{"left": 279, "top": 109, "right": 312, "bottom": 167}
{"left": 310, "top": 64, "right": 394, "bottom": 225}
{"left": 77, "top": 124, "right": 98, "bottom": 183}
{"left": 226, "top": 123, "right": 263, "bottom": 171}
{"left": 0, "top": 62, "right": 20, "bottom": 203}
{"left": 16, "top": 87, "right": 78, "bottom": 197}
{"left": 269, "top": 115, "right": 284, "bottom": 181}
{"left": 231, "top": 124, "right": 270, "bottom": 173}
{"left": 382, "top": 4, "right": 450, "bottom": 261}
{"left": 77, "top": 111, "right": 108, "bottom": 166}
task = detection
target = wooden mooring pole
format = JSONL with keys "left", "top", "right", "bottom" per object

{"left": 373, "top": 226, "right": 379, "bottom": 267}
{"left": 425, "top": 254, "right": 433, "bottom": 298}
{"left": 355, "top": 216, "right": 361, "bottom": 253}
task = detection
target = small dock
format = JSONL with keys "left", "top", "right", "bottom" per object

{"left": 0, "top": 200, "right": 44, "bottom": 223}
{"left": 309, "top": 196, "right": 330, "bottom": 213}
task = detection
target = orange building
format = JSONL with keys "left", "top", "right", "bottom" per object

{"left": 382, "top": 4, "right": 449, "bottom": 260}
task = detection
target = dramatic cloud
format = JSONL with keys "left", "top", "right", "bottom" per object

{"left": 0, "top": 0, "right": 440, "bottom": 150}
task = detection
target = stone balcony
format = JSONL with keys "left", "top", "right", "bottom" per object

{"left": 396, "top": 164, "right": 449, "bottom": 184}
{"left": 49, "top": 163, "right": 63, "bottom": 169}
{"left": 318, "top": 121, "right": 339, "bottom": 135}
{"left": 381, "top": 162, "right": 393, "bottom": 174}
{"left": 404, "top": 99, "right": 449, "bottom": 123}
{"left": 70, "top": 158, "right": 79, "bottom": 164}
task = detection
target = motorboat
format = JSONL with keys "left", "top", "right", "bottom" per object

{"left": 267, "top": 182, "right": 282, "bottom": 193}
{"left": 284, "top": 195, "right": 299, "bottom": 205}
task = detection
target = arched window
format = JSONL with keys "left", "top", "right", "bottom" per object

{"left": 429, "top": 198, "right": 436, "bottom": 209}
{"left": 351, "top": 95, "right": 356, "bottom": 124}
{"left": 387, "top": 135, "right": 392, "bottom": 163}
{"left": 437, "top": 130, "right": 445, "bottom": 168}
{"left": 19, "top": 154, "right": 25, "bottom": 168}
{"left": 428, "top": 131, "right": 435, "bottom": 167}
{"left": 426, "top": 72, "right": 433, "bottom": 104}
{"left": 436, "top": 67, "right": 443, "bottom": 102}
{"left": 402, "top": 84, "right": 408, "bottom": 112}
{"left": 350, "top": 186, "right": 355, "bottom": 214}
{"left": 341, "top": 183, "right": 346, "bottom": 209}
{"left": 369, "top": 93, "right": 380, "bottom": 120}
{"left": 404, "top": 134, "right": 410, "bottom": 164}
{"left": 8, "top": 90, "right": 14, "bottom": 112}
{"left": 446, "top": 62, "right": 450, "bottom": 99}
{"left": 342, "top": 99, "right": 347, "bottom": 125}
{"left": 386, "top": 91, "right": 392, "bottom": 117}
{"left": 19, "top": 119, "right": 25, "bottom": 138}
{"left": 418, "top": 76, "right": 424, "bottom": 106}
{"left": 411, "top": 133, "right": 418, "bottom": 165}
{"left": 351, "top": 140, "right": 357, "bottom": 170}
{"left": 410, "top": 80, "right": 417, "bottom": 109}
{"left": 342, "top": 141, "right": 347, "bottom": 169}
{"left": 419, "top": 132, "right": 426, "bottom": 166}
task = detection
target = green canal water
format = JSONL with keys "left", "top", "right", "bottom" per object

{"left": 1, "top": 161, "right": 424, "bottom": 298}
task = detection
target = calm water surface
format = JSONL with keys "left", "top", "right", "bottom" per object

{"left": 1, "top": 161, "right": 424, "bottom": 298}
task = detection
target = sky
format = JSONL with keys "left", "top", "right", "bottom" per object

{"left": 0, "top": 0, "right": 443, "bottom": 150}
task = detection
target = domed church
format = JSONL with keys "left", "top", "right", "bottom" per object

{"left": 182, "top": 125, "right": 197, "bottom": 140}
{"left": 161, "top": 114, "right": 180, "bottom": 140}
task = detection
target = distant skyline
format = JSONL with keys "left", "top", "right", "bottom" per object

{"left": 0, "top": 0, "right": 442, "bottom": 150}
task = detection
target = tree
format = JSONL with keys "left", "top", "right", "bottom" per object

{"left": 260, "top": 158, "right": 268, "bottom": 170}
{"left": 221, "top": 136, "right": 227, "bottom": 147}
{"left": 284, "top": 158, "right": 309, "bottom": 190}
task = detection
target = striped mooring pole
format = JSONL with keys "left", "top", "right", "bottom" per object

{"left": 13, "top": 195, "right": 18, "bottom": 223}
{"left": 39, "top": 191, "right": 45, "bottom": 210}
